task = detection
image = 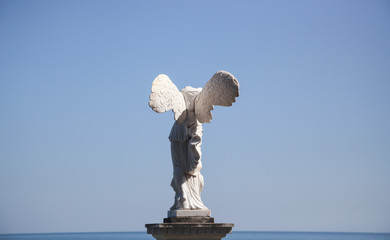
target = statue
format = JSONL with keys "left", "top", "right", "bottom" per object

{"left": 149, "top": 70, "right": 239, "bottom": 211}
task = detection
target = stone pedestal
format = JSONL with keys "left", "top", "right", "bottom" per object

{"left": 168, "top": 209, "right": 211, "bottom": 218}
{"left": 146, "top": 210, "right": 234, "bottom": 240}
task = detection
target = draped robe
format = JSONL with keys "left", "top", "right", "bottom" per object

{"left": 168, "top": 87, "right": 207, "bottom": 210}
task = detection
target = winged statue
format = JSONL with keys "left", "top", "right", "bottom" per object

{"left": 149, "top": 70, "right": 239, "bottom": 211}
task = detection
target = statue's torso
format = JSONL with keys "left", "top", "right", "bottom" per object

{"left": 168, "top": 110, "right": 202, "bottom": 142}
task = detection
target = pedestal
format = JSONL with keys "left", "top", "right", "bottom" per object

{"left": 146, "top": 210, "right": 234, "bottom": 240}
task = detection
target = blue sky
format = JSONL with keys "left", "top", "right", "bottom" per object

{"left": 0, "top": 0, "right": 389, "bottom": 234}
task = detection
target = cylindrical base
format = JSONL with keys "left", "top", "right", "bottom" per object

{"left": 146, "top": 223, "right": 234, "bottom": 240}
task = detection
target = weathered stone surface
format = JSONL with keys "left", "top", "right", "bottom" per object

{"left": 145, "top": 223, "right": 234, "bottom": 240}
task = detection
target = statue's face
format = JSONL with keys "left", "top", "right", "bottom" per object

{"left": 180, "top": 86, "right": 202, "bottom": 111}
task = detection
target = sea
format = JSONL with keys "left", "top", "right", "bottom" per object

{"left": 0, "top": 232, "right": 389, "bottom": 240}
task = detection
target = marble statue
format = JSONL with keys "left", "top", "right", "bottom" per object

{"left": 149, "top": 70, "right": 239, "bottom": 211}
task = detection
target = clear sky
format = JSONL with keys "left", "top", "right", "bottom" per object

{"left": 0, "top": 0, "right": 389, "bottom": 234}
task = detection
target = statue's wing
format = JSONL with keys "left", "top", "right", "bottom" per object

{"left": 195, "top": 70, "right": 239, "bottom": 123}
{"left": 149, "top": 74, "right": 187, "bottom": 124}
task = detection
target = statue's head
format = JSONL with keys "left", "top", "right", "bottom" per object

{"left": 180, "top": 86, "right": 202, "bottom": 111}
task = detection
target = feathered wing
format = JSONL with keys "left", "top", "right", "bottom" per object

{"left": 195, "top": 70, "right": 239, "bottom": 123}
{"left": 149, "top": 74, "right": 187, "bottom": 124}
